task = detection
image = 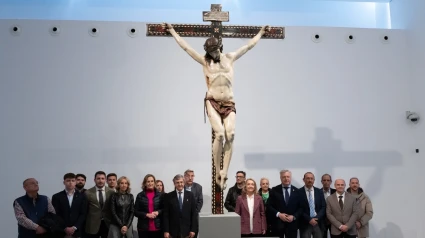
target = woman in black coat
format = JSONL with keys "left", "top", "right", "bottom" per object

{"left": 134, "top": 174, "right": 163, "bottom": 238}
{"left": 108, "top": 176, "right": 135, "bottom": 238}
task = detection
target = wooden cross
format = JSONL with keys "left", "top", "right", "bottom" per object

{"left": 146, "top": 4, "right": 284, "bottom": 214}
{"left": 146, "top": 4, "right": 285, "bottom": 40}
{"left": 203, "top": 4, "right": 229, "bottom": 47}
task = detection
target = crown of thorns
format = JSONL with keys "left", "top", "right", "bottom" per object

{"left": 203, "top": 37, "right": 222, "bottom": 52}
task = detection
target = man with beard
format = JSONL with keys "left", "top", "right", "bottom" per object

{"left": 346, "top": 178, "right": 373, "bottom": 238}
{"left": 76, "top": 174, "right": 87, "bottom": 193}
{"left": 224, "top": 171, "right": 246, "bottom": 212}
{"left": 162, "top": 22, "right": 269, "bottom": 191}
{"left": 299, "top": 172, "right": 326, "bottom": 238}
{"left": 85, "top": 171, "right": 114, "bottom": 238}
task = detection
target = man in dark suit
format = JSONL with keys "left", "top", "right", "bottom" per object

{"left": 164, "top": 174, "right": 198, "bottom": 238}
{"left": 299, "top": 172, "right": 326, "bottom": 238}
{"left": 267, "top": 170, "right": 302, "bottom": 238}
{"left": 184, "top": 169, "right": 203, "bottom": 238}
{"left": 326, "top": 179, "right": 358, "bottom": 238}
{"left": 85, "top": 171, "right": 114, "bottom": 238}
{"left": 52, "top": 173, "right": 87, "bottom": 238}
{"left": 321, "top": 174, "right": 336, "bottom": 238}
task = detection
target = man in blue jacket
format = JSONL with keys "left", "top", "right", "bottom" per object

{"left": 13, "top": 178, "right": 56, "bottom": 238}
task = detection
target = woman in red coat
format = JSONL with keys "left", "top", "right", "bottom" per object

{"left": 235, "top": 178, "right": 267, "bottom": 237}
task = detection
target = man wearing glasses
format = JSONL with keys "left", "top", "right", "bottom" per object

{"left": 224, "top": 171, "right": 246, "bottom": 212}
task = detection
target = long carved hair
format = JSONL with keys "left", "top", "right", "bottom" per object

{"left": 204, "top": 37, "right": 223, "bottom": 64}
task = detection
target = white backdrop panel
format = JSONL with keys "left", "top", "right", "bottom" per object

{"left": 0, "top": 20, "right": 419, "bottom": 238}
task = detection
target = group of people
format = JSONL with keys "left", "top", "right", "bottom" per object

{"left": 224, "top": 170, "right": 373, "bottom": 238}
{"left": 13, "top": 170, "right": 202, "bottom": 238}
{"left": 13, "top": 169, "right": 373, "bottom": 238}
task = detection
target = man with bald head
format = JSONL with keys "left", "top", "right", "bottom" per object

{"left": 326, "top": 179, "right": 358, "bottom": 238}
{"left": 13, "top": 178, "right": 56, "bottom": 238}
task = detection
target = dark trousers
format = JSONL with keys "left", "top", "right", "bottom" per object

{"left": 300, "top": 224, "right": 323, "bottom": 238}
{"left": 323, "top": 224, "right": 331, "bottom": 238}
{"left": 138, "top": 230, "right": 162, "bottom": 238}
{"left": 86, "top": 221, "right": 109, "bottom": 238}
{"left": 278, "top": 228, "right": 297, "bottom": 238}
{"left": 241, "top": 234, "right": 264, "bottom": 237}
{"left": 330, "top": 233, "right": 356, "bottom": 238}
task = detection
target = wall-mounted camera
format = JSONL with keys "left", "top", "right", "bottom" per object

{"left": 406, "top": 111, "right": 420, "bottom": 123}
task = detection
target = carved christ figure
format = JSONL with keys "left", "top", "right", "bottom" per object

{"left": 163, "top": 23, "right": 270, "bottom": 190}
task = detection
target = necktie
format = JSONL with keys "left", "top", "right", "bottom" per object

{"left": 284, "top": 187, "right": 290, "bottom": 204}
{"left": 98, "top": 190, "right": 104, "bottom": 209}
{"left": 178, "top": 191, "right": 183, "bottom": 211}
{"left": 308, "top": 189, "right": 315, "bottom": 217}
{"left": 338, "top": 195, "right": 343, "bottom": 210}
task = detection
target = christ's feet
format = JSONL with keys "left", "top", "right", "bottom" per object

{"left": 216, "top": 170, "right": 228, "bottom": 191}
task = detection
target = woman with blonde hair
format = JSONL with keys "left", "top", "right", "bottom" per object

{"left": 235, "top": 178, "right": 267, "bottom": 237}
{"left": 108, "top": 176, "right": 135, "bottom": 238}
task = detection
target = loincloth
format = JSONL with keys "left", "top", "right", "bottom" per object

{"left": 204, "top": 94, "right": 236, "bottom": 123}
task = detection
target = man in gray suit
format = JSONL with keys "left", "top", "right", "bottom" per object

{"left": 326, "top": 179, "right": 358, "bottom": 238}
{"left": 184, "top": 169, "right": 203, "bottom": 238}
{"left": 85, "top": 171, "right": 115, "bottom": 238}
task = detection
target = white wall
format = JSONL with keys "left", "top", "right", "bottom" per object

{"left": 0, "top": 19, "right": 417, "bottom": 237}
{"left": 390, "top": 0, "right": 425, "bottom": 236}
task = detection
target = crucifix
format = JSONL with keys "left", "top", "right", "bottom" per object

{"left": 146, "top": 4, "right": 284, "bottom": 214}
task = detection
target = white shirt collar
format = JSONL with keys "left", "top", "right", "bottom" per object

{"left": 96, "top": 186, "right": 105, "bottom": 191}
{"left": 304, "top": 186, "right": 314, "bottom": 192}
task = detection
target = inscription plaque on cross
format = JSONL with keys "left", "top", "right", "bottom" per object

{"left": 202, "top": 4, "right": 229, "bottom": 48}
{"left": 146, "top": 4, "right": 284, "bottom": 215}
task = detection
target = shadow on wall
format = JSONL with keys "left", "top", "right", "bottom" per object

{"left": 367, "top": 222, "right": 405, "bottom": 238}
{"left": 244, "top": 127, "right": 403, "bottom": 198}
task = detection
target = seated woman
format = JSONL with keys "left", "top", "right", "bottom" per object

{"left": 235, "top": 178, "right": 267, "bottom": 237}
{"left": 108, "top": 176, "right": 135, "bottom": 238}
{"left": 134, "top": 174, "right": 164, "bottom": 238}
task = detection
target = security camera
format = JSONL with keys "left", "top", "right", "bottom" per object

{"left": 406, "top": 111, "right": 420, "bottom": 123}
